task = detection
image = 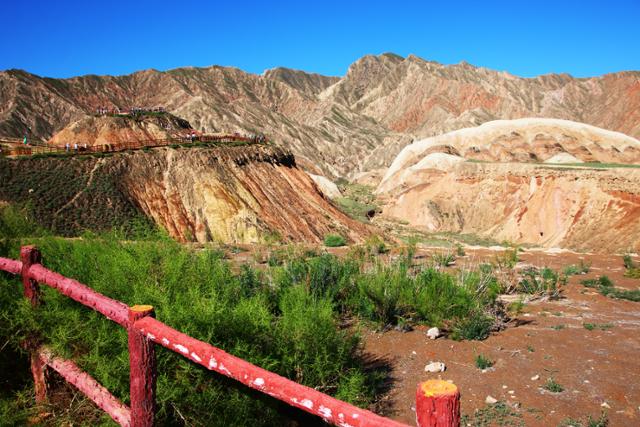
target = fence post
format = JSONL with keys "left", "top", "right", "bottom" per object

{"left": 20, "top": 246, "right": 48, "bottom": 404}
{"left": 416, "top": 380, "right": 460, "bottom": 427}
{"left": 128, "top": 305, "right": 156, "bottom": 427}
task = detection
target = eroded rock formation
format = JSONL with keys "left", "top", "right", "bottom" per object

{"left": 378, "top": 119, "right": 640, "bottom": 252}
{"left": 119, "top": 145, "right": 369, "bottom": 243}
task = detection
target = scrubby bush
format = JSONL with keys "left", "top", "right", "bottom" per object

{"left": 0, "top": 235, "right": 376, "bottom": 426}
{"left": 365, "top": 235, "right": 388, "bottom": 255}
{"left": 324, "top": 234, "right": 346, "bottom": 247}
{"left": 581, "top": 275, "right": 640, "bottom": 302}
{"left": 518, "top": 267, "right": 564, "bottom": 299}
{"left": 564, "top": 260, "right": 591, "bottom": 276}
{"left": 432, "top": 252, "right": 455, "bottom": 267}
{"left": 622, "top": 254, "right": 640, "bottom": 279}
{"left": 543, "top": 377, "right": 564, "bottom": 393}
{"left": 475, "top": 354, "right": 494, "bottom": 369}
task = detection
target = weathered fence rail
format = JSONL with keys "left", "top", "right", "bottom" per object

{"left": 0, "top": 246, "right": 461, "bottom": 427}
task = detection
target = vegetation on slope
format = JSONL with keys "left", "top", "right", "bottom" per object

{"left": 0, "top": 156, "right": 152, "bottom": 237}
{"left": 334, "top": 182, "right": 378, "bottom": 223}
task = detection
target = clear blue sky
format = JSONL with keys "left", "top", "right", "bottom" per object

{"left": 2, "top": 0, "right": 639, "bottom": 79}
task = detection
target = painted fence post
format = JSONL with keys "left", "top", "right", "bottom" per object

{"left": 128, "top": 305, "right": 157, "bottom": 427}
{"left": 20, "top": 245, "right": 48, "bottom": 404}
{"left": 416, "top": 380, "right": 461, "bottom": 427}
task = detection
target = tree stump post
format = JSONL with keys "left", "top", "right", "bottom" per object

{"left": 20, "top": 245, "right": 48, "bottom": 404}
{"left": 128, "top": 305, "right": 156, "bottom": 427}
{"left": 416, "top": 380, "right": 461, "bottom": 427}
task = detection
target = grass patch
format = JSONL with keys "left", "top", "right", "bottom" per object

{"left": 543, "top": 377, "right": 564, "bottom": 393}
{"left": 581, "top": 276, "right": 640, "bottom": 302}
{"left": 518, "top": 267, "right": 565, "bottom": 299}
{"left": 324, "top": 234, "right": 347, "bottom": 247}
{"left": 475, "top": 354, "right": 494, "bottom": 370}
{"left": 334, "top": 183, "right": 378, "bottom": 222}
{"left": 563, "top": 261, "right": 591, "bottom": 276}
{"left": 432, "top": 251, "right": 456, "bottom": 267}
{"left": 558, "top": 412, "right": 609, "bottom": 427}
{"left": 542, "top": 162, "right": 640, "bottom": 170}
{"left": 583, "top": 323, "right": 614, "bottom": 331}
{"left": 461, "top": 401, "right": 524, "bottom": 427}
{"left": 0, "top": 156, "right": 153, "bottom": 237}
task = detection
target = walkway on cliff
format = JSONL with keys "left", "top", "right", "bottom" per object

{"left": 0, "top": 134, "right": 266, "bottom": 158}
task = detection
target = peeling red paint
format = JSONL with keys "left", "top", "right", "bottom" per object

{"left": 0, "top": 257, "right": 22, "bottom": 274}
{"left": 134, "top": 316, "right": 410, "bottom": 427}
{"left": 27, "top": 264, "right": 129, "bottom": 326}
{"left": 39, "top": 347, "right": 131, "bottom": 426}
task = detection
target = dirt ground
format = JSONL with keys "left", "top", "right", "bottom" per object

{"left": 363, "top": 248, "right": 640, "bottom": 426}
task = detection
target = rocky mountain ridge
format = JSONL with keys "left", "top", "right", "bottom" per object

{"left": 1, "top": 53, "right": 639, "bottom": 177}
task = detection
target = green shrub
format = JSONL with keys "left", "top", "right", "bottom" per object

{"left": 583, "top": 323, "right": 613, "bottom": 331}
{"left": 451, "top": 312, "right": 494, "bottom": 341}
{"left": 0, "top": 235, "right": 375, "bottom": 425}
{"left": 0, "top": 228, "right": 509, "bottom": 423}
{"left": 544, "top": 377, "right": 564, "bottom": 393}
{"left": 558, "top": 412, "right": 609, "bottom": 427}
{"left": 518, "top": 267, "right": 564, "bottom": 299}
{"left": 564, "top": 261, "right": 591, "bottom": 276}
{"left": 475, "top": 354, "right": 494, "bottom": 369}
{"left": 581, "top": 276, "right": 640, "bottom": 302}
{"left": 365, "top": 235, "right": 388, "bottom": 255}
{"left": 324, "top": 234, "right": 346, "bottom": 247}
{"left": 494, "top": 248, "right": 519, "bottom": 269}
{"left": 432, "top": 252, "right": 455, "bottom": 267}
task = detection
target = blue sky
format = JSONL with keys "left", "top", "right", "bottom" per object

{"left": 1, "top": 0, "right": 639, "bottom": 78}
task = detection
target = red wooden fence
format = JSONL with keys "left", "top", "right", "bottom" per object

{"left": 0, "top": 246, "right": 460, "bottom": 427}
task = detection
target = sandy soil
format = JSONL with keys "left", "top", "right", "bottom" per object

{"left": 364, "top": 248, "right": 640, "bottom": 426}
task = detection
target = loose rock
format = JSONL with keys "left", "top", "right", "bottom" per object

{"left": 531, "top": 375, "right": 540, "bottom": 381}
{"left": 424, "top": 362, "right": 446, "bottom": 373}
{"left": 485, "top": 395, "right": 498, "bottom": 404}
{"left": 426, "top": 327, "right": 441, "bottom": 340}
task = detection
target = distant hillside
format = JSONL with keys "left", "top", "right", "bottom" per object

{"left": 1, "top": 54, "right": 639, "bottom": 176}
